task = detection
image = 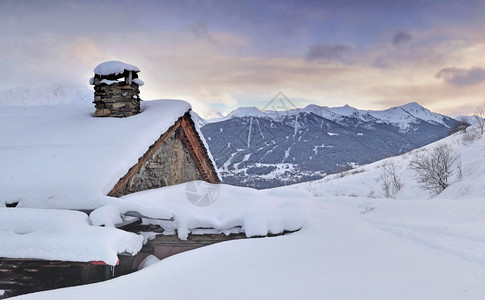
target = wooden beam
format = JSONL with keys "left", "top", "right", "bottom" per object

{"left": 126, "top": 71, "right": 132, "bottom": 85}
{"left": 180, "top": 115, "right": 219, "bottom": 184}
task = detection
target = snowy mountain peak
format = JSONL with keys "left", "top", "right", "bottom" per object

{"left": 301, "top": 104, "right": 336, "bottom": 119}
{"left": 226, "top": 106, "right": 266, "bottom": 118}
{"left": 399, "top": 101, "right": 425, "bottom": 110}
{"left": 373, "top": 102, "right": 449, "bottom": 127}
{"left": 329, "top": 104, "right": 358, "bottom": 116}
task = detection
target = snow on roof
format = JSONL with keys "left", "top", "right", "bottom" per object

{"left": 0, "top": 100, "right": 191, "bottom": 209}
{"left": 0, "top": 208, "right": 143, "bottom": 264}
{"left": 94, "top": 61, "right": 140, "bottom": 76}
{"left": 90, "top": 181, "right": 311, "bottom": 240}
{"left": 132, "top": 78, "right": 144, "bottom": 86}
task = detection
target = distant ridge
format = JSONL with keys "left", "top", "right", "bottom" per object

{"left": 208, "top": 102, "right": 452, "bottom": 128}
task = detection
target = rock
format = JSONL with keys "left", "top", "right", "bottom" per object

{"left": 112, "top": 103, "right": 126, "bottom": 108}
{"left": 95, "top": 109, "right": 111, "bottom": 117}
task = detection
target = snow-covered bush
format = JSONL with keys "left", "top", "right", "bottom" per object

{"left": 379, "top": 161, "right": 403, "bottom": 198}
{"left": 409, "top": 143, "right": 461, "bottom": 195}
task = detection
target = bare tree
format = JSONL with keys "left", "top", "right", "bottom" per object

{"left": 409, "top": 143, "right": 460, "bottom": 195}
{"left": 474, "top": 105, "right": 485, "bottom": 135}
{"left": 380, "top": 161, "right": 403, "bottom": 198}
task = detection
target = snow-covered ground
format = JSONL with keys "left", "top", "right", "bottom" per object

{"left": 13, "top": 128, "right": 485, "bottom": 299}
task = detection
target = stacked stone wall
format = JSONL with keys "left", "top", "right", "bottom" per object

{"left": 93, "top": 83, "right": 141, "bottom": 117}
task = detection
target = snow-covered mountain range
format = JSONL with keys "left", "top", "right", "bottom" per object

{"left": 208, "top": 102, "right": 452, "bottom": 129}
{"left": 201, "top": 102, "right": 458, "bottom": 188}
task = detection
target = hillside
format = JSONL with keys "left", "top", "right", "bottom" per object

{"left": 294, "top": 125, "right": 485, "bottom": 200}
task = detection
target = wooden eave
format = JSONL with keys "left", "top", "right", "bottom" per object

{"left": 107, "top": 111, "right": 219, "bottom": 197}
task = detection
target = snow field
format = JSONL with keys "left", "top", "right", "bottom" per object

{"left": 6, "top": 110, "right": 485, "bottom": 299}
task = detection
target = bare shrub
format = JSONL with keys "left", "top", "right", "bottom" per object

{"left": 350, "top": 168, "right": 365, "bottom": 175}
{"left": 474, "top": 105, "right": 485, "bottom": 135}
{"left": 448, "top": 118, "right": 470, "bottom": 135}
{"left": 359, "top": 202, "right": 375, "bottom": 214}
{"left": 380, "top": 161, "right": 403, "bottom": 198}
{"left": 409, "top": 143, "right": 461, "bottom": 195}
{"left": 462, "top": 126, "right": 480, "bottom": 144}
{"left": 335, "top": 163, "right": 354, "bottom": 174}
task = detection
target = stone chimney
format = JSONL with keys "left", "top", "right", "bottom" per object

{"left": 90, "top": 61, "right": 144, "bottom": 117}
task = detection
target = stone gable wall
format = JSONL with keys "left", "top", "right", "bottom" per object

{"left": 112, "top": 127, "right": 203, "bottom": 197}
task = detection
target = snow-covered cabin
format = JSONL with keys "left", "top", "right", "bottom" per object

{"left": 0, "top": 62, "right": 221, "bottom": 297}
{"left": 0, "top": 62, "right": 219, "bottom": 209}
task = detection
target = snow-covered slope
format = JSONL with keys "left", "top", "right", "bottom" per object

{"left": 294, "top": 125, "right": 485, "bottom": 200}
{"left": 0, "top": 84, "right": 92, "bottom": 106}
{"left": 16, "top": 197, "right": 485, "bottom": 300}
{"left": 14, "top": 129, "right": 485, "bottom": 300}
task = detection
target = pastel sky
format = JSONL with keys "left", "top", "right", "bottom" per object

{"left": 1, "top": 0, "right": 484, "bottom": 118}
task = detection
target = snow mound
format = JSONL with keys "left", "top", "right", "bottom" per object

{"left": 90, "top": 182, "right": 311, "bottom": 240}
{"left": 94, "top": 61, "right": 140, "bottom": 76}
{"left": 0, "top": 208, "right": 143, "bottom": 265}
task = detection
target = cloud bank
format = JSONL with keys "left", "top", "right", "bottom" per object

{"left": 435, "top": 67, "right": 485, "bottom": 86}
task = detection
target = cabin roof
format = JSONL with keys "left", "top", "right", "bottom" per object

{"left": 0, "top": 99, "right": 203, "bottom": 209}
